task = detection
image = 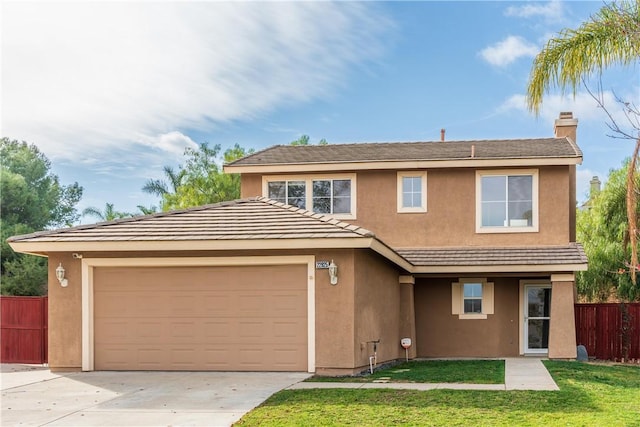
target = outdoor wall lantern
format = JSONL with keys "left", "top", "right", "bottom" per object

{"left": 56, "top": 263, "right": 68, "bottom": 287}
{"left": 328, "top": 260, "right": 338, "bottom": 285}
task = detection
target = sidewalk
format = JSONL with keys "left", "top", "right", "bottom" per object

{"left": 288, "top": 358, "right": 559, "bottom": 391}
{"left": 0, "top": 363, "right": 68, "bottom": 390}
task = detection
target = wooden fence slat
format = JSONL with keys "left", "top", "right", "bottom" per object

{"left": 575, "top": 303, "right": 640, "bottom": 360}
{"left": 0, "top": 296, "right": 48, "bottom": 364}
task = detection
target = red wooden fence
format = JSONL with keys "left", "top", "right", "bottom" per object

{"left": 575, "top": 303, "right": 640, "bottom": 360}
{"left": 0, "top": 296, "right": 48, "bottom": 364}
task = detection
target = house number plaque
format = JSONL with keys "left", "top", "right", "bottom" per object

{"left": 316, "top": 261, "right": 330, "bottom": 269}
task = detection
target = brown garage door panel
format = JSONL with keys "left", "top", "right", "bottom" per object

{"left": 94, "top": 265, "right": 308, "bottom": 371}
{"left": 97, "top": 344, "right": 306, "bottom": 371}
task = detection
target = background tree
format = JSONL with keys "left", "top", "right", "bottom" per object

{"left": 142, "top": 166, "right": 186, "bottom": 200}
{"left": 82, "top": 203, "right": 133, "bottom": 221}
{"left": 157, "top": 143, "right": 254, "bottom": 210}
{"left": 290, "top": 135, "right": 328, "bottom": 145}
{"left": 0, "top": 138, "right": 83, "bottom": 295}
{"left": 527, "top": 0, "right": 640, "bottom": 285}
{"left": 527, "top": 1, "right": 639, "bottom": 115}
{"left": 577, "top": 160, "right": 640, "bottom": 301}
{"left": 136, "top": 205, "right": 158, "bottom": 215}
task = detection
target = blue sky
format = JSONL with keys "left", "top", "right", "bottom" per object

{"left": 2, "top": 1, "right": 638, "bottom": 219}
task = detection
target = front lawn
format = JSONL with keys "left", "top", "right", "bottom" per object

{"left": 235, "top": 361, "right": 640, "bottom": 426}
{"left": 307, "top": 360, "right": 504, "bottom": 384}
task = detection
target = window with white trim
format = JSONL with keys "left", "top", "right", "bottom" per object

{"left": 463, "top": 283, "right": 482, "bottom": 314}
{"left": 312, "top": 179, "right": 351, "bottom": 214}
{"left": 452, "top": 278, "right": 494, "bottom": 319}
{"left": 268, "top": 181, "right": 306, "bottom": 209}
{"left": 476, "top": 170, "right": 538, "bottom": 233}
{"left": 264, "top": 174, "right": 356, "bottom": 219}
{"left": 397, "top": 172, "right": 427, "bottom": 213}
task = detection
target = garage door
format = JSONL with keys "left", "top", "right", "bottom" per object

{"left": 94, "top": 264, "right": 307, "bottom": 371}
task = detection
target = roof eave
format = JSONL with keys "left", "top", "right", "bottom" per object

{"left": 223, "top": 156, "right": 583, "bottom": 174}
{"left": 10, "top": 235, "right": 415, "bottom": 273}
{"left": 8, "top": 237, "right": 381, "bottom": 255}
{"left": 410, "top": 263, "right": 588, "bottom": 274}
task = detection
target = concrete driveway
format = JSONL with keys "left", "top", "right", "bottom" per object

{"left": 1, "top": 364, "right": 310, "bottom": 426}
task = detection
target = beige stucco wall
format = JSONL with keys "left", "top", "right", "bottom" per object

{"left": 548, "top": 280, "right": 578, "bottom": 359}
{"left": 241, "top": 174, "right": 262, "bottom": 198}
{"left": 47, "top": 253, "right": 83, "bottom": 371}
{"left": 569, "top": 164, "right": 577, "bottom": 242}
{"left": 312, "top": 248, "right": 357, "bottom": 373}
{"left": 240, "top": 165, "right": 573, "bottom": 248}
{"left": 414, "top": 277, "right": 520, "bottom": 357}
{"left": 45, "top": 248, "right": 389, "bottom": 374}
{"left": 352, "top": 250, "right": 404, "bottom": 371}
{"left": 399, "top": 279, "right": 417, "bottom": 359}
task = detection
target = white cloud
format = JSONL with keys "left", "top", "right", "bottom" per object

{"left": 505, "top": 1, "right": 564, "bottom": 21}
{"left": 136, "top": 132, "right": 198, "bottom": 157}
{"left": 479, "top": 36, "right": 539, "bottom": 67}
{"left": 498, "top": 90, "right": 637, "bottom": 127}
{"left": 1, "top": 2, "right": 392, "bottom": 167}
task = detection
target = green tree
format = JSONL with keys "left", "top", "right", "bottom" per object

{"left": 290, "top": 135, "right": 328, "bottom": 145}
{"left": 142, "top": 166, "right": 186, "bottom": 199}
{"left": 82, "top": 203, "right": 132, "bottom": 221}
{"left": 527, "top": 1, "right": 639, "bottom": 114}
{"left": 1, "top": 256, "right": 48, "bottom": 296}
{"left": 0, "top": 138, "right": 83, "bottom": 295}
{"left": 1, "top": 139, "right": 83, "bottom": 229}
{"left": 161, "top": 143, "right": 254, "bottom": 210}
{"left": 136, "top": 205, "right": 158, "bottom": 215}
{"left": 527, "top": 0, "right": 640, "bottom": 283}
{"left": 577, "top": 160, "right": 640, "bottom": 301}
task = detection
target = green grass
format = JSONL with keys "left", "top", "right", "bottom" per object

{"left": 306, "top": 360, "right": 504, "bottom": 384}
{"left": 235, "top": 361, "right": 640, "bottom": 426}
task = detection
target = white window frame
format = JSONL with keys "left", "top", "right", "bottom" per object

{"left": 397, "top": 171, "right": 427, "bottom": 213}
{"left": 451, "top": 278, "right": 494, "bottom": 320}
{"left": 262, "top": 174, "right": 357, "bottom": 220}
{"left": 475, "top": 169, "right": 539, "bottom": 233}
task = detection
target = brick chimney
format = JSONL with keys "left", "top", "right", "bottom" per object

{"left": 554, "top": 111, "right": 578, "bottom": 142}
{"left": 440, "top": 129, "right": 446, "bottom": 142}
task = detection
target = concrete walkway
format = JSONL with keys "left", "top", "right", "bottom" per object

{"left": 0, "top": 358, "right": 558, "bottom": 426}
{"left": 288, "top": 358, "right": 559, "bottom": 391}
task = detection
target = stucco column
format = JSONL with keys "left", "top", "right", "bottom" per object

{"left": 48, "top": 253, "right": 83, "bottom": 371}
{"left": 399, "top": 275, "right": 417, "bottom": 359}
{"left": 548, "top": 274, "right": 577, "bottom": 359}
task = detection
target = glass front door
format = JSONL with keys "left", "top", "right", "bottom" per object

{"left": 524, "top": 285, "right": 551, "bottom": 353}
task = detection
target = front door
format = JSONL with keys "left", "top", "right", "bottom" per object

{"left": 524, "top": 285, "right": 552, "bottom": 353}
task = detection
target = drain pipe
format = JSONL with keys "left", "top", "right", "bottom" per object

{"left": 368, "top": 339, "right": 381, "bottom": 374}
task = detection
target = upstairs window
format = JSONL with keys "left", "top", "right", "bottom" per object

{"left": 264, "top": 174, "right": 356, "bottom": 219}
{"left": 312, "top": 179, "right": 351, "bottom": 214}
{"left": 476, "top": 170, "right": 538, "bottom": 233}
{"left": 268, "top": 181, "right": 306, "bottom": 209}
{"left": 397, "top": 172, "right": 427, "bottom": 213}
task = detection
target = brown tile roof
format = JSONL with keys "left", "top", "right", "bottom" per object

{"left": 9, "top": 198, "right": 587, "bottom": 272}
{"left": 396, "top": 243, "right": 587, "bottom": 267}
{"left": 8, "top": 198, "right": 375, "bottom": 243}
{"left": 227, "top": 138, "right": 582, "bottom": 166}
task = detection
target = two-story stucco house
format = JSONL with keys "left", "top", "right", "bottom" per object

{"left": 8, "top": 112, "right": 587, "bottom": 375}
